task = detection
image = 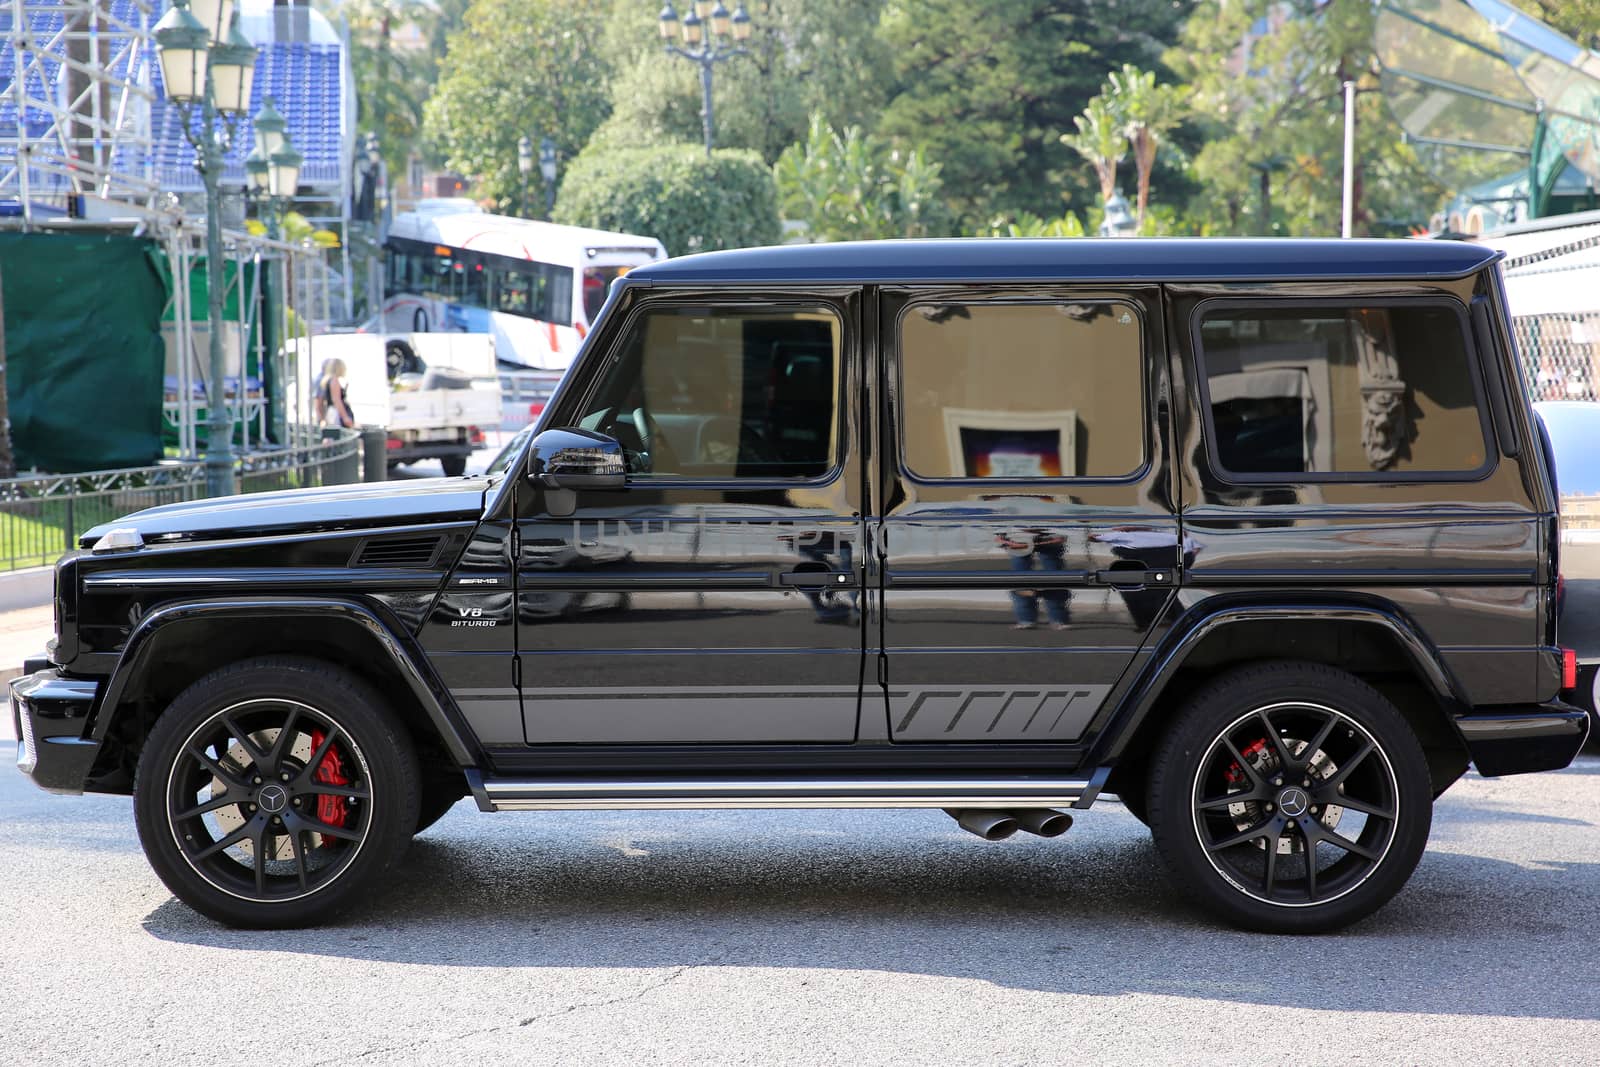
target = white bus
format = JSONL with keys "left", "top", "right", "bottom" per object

{"left": 374, "top": 199, "right": 667, "bottom": 372}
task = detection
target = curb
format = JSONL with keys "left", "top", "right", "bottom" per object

{"left": 0, "top": 566, "right": 53, "bottom": 614}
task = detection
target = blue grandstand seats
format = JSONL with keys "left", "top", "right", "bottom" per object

{"left": 2, "top": 2, "right": 348, "bottom": 195}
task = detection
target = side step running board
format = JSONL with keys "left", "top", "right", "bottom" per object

{"left": 467, "top": 768, "right": 1110, "bottom": 813}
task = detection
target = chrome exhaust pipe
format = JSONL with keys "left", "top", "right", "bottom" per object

{"left": 1011, "top": 808, "right": 1073, "bottom": 838}
{"left": 944, "top": 808, "right": 1019, "bottom": 841}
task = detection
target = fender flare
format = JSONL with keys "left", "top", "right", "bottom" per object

{"left": 91, "top": 596, "right": 481, "bottom": 768}
{"left": 1093, "top": 597, "right": 1472, "bottom": 765}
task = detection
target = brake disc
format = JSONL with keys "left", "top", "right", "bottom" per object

{"left": 1227, "top": 736, "right": 1346, "bottom": 854}
{"left": 209, "top": 730, "right": 313, "bottom": 862}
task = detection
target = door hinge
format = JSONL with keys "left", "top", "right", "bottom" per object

{"left": 513, "top": 655, "right": 522, "bottom": 689}
{"left": 509, "top": 525, "right": 521, "bottom": 560}
{"left": 876, "top": 653, "right": 887, "bottom": 688}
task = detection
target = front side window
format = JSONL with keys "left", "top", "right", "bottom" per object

{"left": 574, "top": 304, "right": 841, "bottom": 479}
{"left": 1197, "top": 303, "right": 1489, "bottom": 477}
{"left": 898, "top": 301, "right": 1146, "bottom": 480}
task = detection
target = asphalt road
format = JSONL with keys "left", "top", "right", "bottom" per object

{"left": 4, "top": 747, "right": 1600, "bottom": 1065}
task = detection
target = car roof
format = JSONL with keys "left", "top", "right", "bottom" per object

{"left": 626, "top": 237, "right": 1501, "bottom": 286}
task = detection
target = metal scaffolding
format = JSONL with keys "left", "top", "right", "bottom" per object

{"left": 1, "top": 0, "right": 161, "bottom": 221}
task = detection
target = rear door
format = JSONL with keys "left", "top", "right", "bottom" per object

{"left": 872, "top": 288, "right": 1181, "bottom": 745}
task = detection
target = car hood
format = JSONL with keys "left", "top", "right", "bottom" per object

{"left": 80, "top": 477, "right": 490, "bottom": 546}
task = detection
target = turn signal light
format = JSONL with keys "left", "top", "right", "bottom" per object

{"left": 1562, "top": 648, "right": 1577, "bottom": 690}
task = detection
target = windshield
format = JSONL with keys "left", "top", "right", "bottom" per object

{"left": 487, "top": 425, "right": 535, "bottom": 477}
{"left": 582, "top": 266, "right": 631, "bottom": 324}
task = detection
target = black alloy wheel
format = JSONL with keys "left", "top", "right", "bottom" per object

{"left": 1147, "top": 661, "right": 1431, "bottom": 934}
{"left": 134, "top": 657, "right": 419, "bottom": 928}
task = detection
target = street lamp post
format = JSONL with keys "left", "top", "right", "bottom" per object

{"left": 517, "top": 135, "right": 533, "bottom": 218}
{"left": 657, "top": 2, "right": 753, "bottom": 156}
{"left": 245, "top": 97, "right": 302, "bottom": 447}
{"left": 155, "top": 0, "right": 256, "bottom": 498}
{"left": 539, "top": 136, "right": 558, "bottom": 217}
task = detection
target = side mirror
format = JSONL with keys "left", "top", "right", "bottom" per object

{"left": 528, "top": 427, "right": 626, "bottom": 490}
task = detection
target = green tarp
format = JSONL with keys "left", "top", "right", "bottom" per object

{"left": 0, "top": 232, "right": 169, "bottom": 472}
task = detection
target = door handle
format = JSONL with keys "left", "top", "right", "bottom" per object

{"left": 780, "top": 571, "right": 856, "bottom": 588}
{"left": 1095, "top": 569, "right": 1173, "bottom": 587}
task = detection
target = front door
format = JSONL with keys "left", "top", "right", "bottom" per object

{"left": 512, "top": 292, "right": 866, "bottom": 744}
{"left": 873, "top": 288, "right": 1181, "bottom": 746}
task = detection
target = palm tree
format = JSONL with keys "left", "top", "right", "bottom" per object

{"left": 1108, "top": 65, "right": 1188, "bottom": 231}
{"left": 1062, "top": 95, "right": 1127, "bottom": 208}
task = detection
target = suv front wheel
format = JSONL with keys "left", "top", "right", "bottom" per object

{"left": 1146, "top": 661, "right": 1432, "bottom": 934}
{"left": 133, "top": 657, "right": 420, "bottom": 928}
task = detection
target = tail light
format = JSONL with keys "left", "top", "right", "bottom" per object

{"left": 1562, "top": 648, "right": 1577, "bottom": 690}
{"left": 469, "top": 426, "right": 485, "bottom": 445}
{"left": 528, "top": 401, "right": 545, "bottom": 419}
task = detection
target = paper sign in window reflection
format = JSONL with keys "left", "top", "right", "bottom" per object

{"left": 959, "top": 427, "right": 1064, "bottom": 478}
{"left": 941, "top": 409, "right": 1077, "bottom": 478}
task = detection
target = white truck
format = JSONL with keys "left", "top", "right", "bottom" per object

{"left": 295, "top": 333, "right": 502, "bottom": 476}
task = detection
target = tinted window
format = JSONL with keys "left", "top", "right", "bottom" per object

{"left": 575, "top": 305, "right": 840, "bottom": 479}
{"left": 1197, "top": 304, "right": 1489, "bottom": 476}
{"left": 898, "top": 301, "right": 1145, "bottom": 479}
{"left": 583, "top": 266, "right": 628, "bottom": 323}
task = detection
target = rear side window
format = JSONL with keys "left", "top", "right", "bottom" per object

{"left": 1196, "top": 303, "right": 1490, "bottom": 478}
{"left": 898, "top": 301, "right": 1146, "bottom": 480}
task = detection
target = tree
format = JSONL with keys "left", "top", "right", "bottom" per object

{"left": 423, "top": 0, "right": 612, "bottom": 213}
{"left": 1526, "top": 0, "right": 1600, "bottom": 49}
{"left": 1167, "top": 0, "right": 1443, "bottom": 235}
{"left": 1109, "top": 65, "right": 1188, "bottom": 231}
{"left": 774, "top": 116, "right": 948, "bottom": 241}
{"left": 973, "top": 211, "right": 1087, "bottom": 237}
{"left": 875, "top": 0, "right": 1190, "bottom": 227}
{"left": 554, "top": 145, "right": 781, "bottom": 256}
{"left": 320, "top": 0, "right": 468, "bottom": 177}
{"left": 1062, "top": 95, "right": 1127, "bottom": 207}
{"left": 591, "top": 0, "right": 894, "bottom": 165}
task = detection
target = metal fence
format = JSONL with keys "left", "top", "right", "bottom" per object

{"left": 1513, "top": 312, "right": 1600, "bottom": 403}
{"left": 0, "top": 427, "right": 360, "bottom": 571}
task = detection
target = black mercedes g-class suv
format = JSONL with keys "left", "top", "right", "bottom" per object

{"left": 13, "top": 238, "right": 1586, "bottom": 933}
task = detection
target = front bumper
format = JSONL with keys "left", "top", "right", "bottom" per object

{"left": 10, "top": 669, "right": 100, "bottom": 794}
{"left": 1456, "top": 700, "right": 1591, "bottom": 777}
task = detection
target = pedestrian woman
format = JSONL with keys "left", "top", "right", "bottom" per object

{"left": 317, "top": 357, "right": 355, "bottom": 428}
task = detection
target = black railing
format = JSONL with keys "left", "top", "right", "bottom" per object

{"left": 0, "top": 427, "right": 361, "bottom": 571}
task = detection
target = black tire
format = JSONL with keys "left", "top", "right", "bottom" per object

{"left": 133, "top": 657, "right": 420, "bottom": 928}
{"left": 439, "top": 454, "right": 468, "bottom": 477}
{"left": 385, "top": 340, "right": 422, "bottom": 380}
{"left": 414, "top": 777, "right": 465, "bottom": 835}
{"left": 1117, "top": 787, "right": 1150, "bottom": 827}
{"left": 1145, "top": 661, "right": 1431, "bottom": 934}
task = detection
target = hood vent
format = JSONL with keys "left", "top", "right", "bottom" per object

{"left": 354, "top": 536, "right": 443, "bottom": 568}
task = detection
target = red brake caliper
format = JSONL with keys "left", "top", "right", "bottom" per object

{"left": 308, "top": 729, "right": 351, "bottom": 833}
{"left": 1224, "top": 738, "right": 1270, "bottom": 788}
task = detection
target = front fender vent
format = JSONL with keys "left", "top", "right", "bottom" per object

{"left": 354, "top": 536, "right": 443, "bottom": 568}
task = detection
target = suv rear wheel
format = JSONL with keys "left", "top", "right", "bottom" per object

{"left": 1146, "top": 661, "right": 1431, "bottom": 934}
{"left": 133, "top": 657, "right": 420, "bottom": 928}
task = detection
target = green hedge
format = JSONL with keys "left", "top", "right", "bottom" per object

{"left": 553, "top": 144, "right": 780, "bottom": 257}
